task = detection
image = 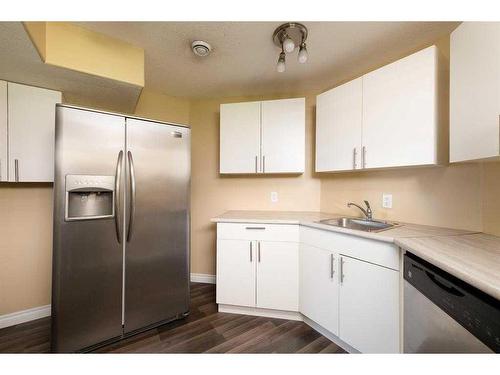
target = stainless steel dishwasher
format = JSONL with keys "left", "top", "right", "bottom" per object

{"left": 404, "top": 252, "right": 499, "bottom": 353}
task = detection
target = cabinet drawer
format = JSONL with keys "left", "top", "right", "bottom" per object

{"left": 300, "top": 226, "right": 399, "bottom": 271}
{"left": 217, "top": 222, "right": 299, "bottom": 242}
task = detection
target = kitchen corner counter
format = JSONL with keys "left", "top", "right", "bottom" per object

{"left": 211, "top": 210, "right": 500, "bottom": 300}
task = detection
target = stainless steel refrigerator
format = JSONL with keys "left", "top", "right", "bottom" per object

{"left": 51, "top": 104, "right": 190, "bottom": 353}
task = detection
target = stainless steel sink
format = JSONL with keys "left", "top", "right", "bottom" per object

{"left": 317, "top": 217, "right": 399, "bottom": 232}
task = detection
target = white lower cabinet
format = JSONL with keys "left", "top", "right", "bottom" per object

{"left": 216, "top": 231, "right": 299, "bottom": 312}
{"left": 215, "top": 222, "right": 401, "bottom": 353}
{"left": 338, "top": 255, "right": 400, "bottom": 353}
{"left": 300, "top": 243, "right": 339, "bottom": 335}
{"left": 256, "top": 241, "right": 299, "bottom": 311}
{"left": 216, "top": 239, "right": 256, "bottom": 307}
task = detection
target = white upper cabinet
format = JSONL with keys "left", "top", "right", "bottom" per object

{"left": 316, "top": 45, "right": 442, "bottom": 172}
{"left": 0, "top": 81, "right": 7, "bottom": 182}
{"left": 362, "top": 46, "right": 439, "bottom": 169}
{"left": 316, "top": 78, "right": 362, "bottom": 172}
{"left": 7, "top": 82, "right": 61, "bottom": 182}
{"left": 220, "top": 101, "right": 261, "bottom": 173}
{"left": 450, "top": 22, "right": 500, "bottom": 162}
{"left": 261, "top": 98, "right": 305, "bottom": 173}
{"left": 220, "top": 98, "right": 305, "bottom": 174}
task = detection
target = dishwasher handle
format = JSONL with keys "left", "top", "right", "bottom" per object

{"left": 426, "top": 271, "right": 465, "bottom": 297}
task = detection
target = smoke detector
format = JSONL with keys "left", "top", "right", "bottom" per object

{"left": 191, "top": 40, "right": 212, "bottom": 57}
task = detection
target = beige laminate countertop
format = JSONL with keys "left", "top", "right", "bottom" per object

{"left": 211, "top": 210, "right": 475, "bottom": 242}
{"left": 211, "top": 210, "right": 500, "bottom": 300}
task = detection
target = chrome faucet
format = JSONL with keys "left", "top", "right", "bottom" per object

{"left": 347, "top": 200, "right": 373, "bottom": 221}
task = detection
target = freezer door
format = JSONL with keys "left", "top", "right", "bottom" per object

{"left": 124, "top": 118, "right": 190, "bottom": 334}
{"left": 52, "top": 106, "right": 126, "bottom": 352}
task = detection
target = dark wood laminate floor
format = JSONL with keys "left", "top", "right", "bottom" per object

{"left": 0, "top": 283, "right": 346, "bottom": 354}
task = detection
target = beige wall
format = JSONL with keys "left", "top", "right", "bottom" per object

{"left": 189, "top": 94, "right": 321, "bottom": 274}
{"left": 134, "top": 89, "right": 190, "bottom": 125}
{"left": 0, "top": 184, "right": 53, "bottom": 314}
{"left": 481, "top": 163, "right": 500, "bottom": 236}
{"left": 320, "top": 165, "right": 483, "bottom": 231}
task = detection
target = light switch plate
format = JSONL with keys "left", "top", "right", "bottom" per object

{"left": 382, "top": 193, "right": 393, "bottom": 209}
{"left": 271, "top": 191, "right": 278, "bottom": 203}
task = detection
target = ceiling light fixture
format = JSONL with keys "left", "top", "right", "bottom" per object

{"left": 272, "top": 22, "right": 308, "bottom": 72}
{"left": 191, "top": 40, "right": 212, "bottom": 57}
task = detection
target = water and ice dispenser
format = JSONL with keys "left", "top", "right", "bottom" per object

{"left": 65, "top": 175, "right": 115, "bottom": 221}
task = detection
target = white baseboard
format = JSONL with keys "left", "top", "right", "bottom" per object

{"left": 219, "top": 304, "right": 302, "bottom": 321}
{"left": 190, "top": 273, "right": 216, "bottom": 284}
{"left": 0, "top": 305, "right": 51, "bottom": 330}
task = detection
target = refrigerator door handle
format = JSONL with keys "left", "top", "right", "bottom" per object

{"left": 114, "top": 151, "right": 124, "bottom": 243}
{"left": 127, "top": 151, "right": 136, "bottom": 242}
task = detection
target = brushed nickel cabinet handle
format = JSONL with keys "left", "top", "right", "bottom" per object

{"left": 340, "top": 256, "right": 345, "bottom": 284}
{"left": 15, "top": 159, "right": 19, "bottom": 182}
{"left": 249, "top": 242, "right": 253, "bottom": 262}
{"left": 263, "top": 155, "right": 266, "bottom": 173}
{"left": 258, "top": 241, "right": 261, "bottom": 262}
{"left": 353, "top": 147, "right": 357, "bottom": 169}
{"left": 245, "top": 226, "right": 266, "bottom": 230}
{"left": 330, "top": 254, "right": 335, "bottom": 279}
{"left": 0, "top": 159, "right": 2, "bottom": 181}
{"left": 362, "top": 146, "right": 366, "bottom": 168}
{"left": 255, "top": 155, "right": 258, "bottom": 173}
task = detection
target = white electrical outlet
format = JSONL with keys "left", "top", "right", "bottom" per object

{"left": 382, "top": 193, "right": 393, "bottom": 209}
{"left": 271, "top": 191, "right": 278, "bottom": 203}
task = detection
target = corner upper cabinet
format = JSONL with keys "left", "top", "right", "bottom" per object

{"left": 220, "top": 98, "right": 305, "bottom": 174}
{"left": 450, "top": 22, "right": 500, "bottom": 162}
{"left": 316, "top": 45, "right": 442, "bottom": 172}
{"left": 316, "top": 78, "right": 362, "bottom": 172}
{"left": 0, "top": 81, "right": 7, "bottom": 182}
{"left": 7, "top": 82, "right": 61, "bottom": 182}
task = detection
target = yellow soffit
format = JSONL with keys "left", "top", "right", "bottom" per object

{"left": 23, "top": 22, "right": 144, "bottom": 88}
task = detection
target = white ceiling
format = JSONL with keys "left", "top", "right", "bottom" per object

{"left": 81, "top": 21, "right": 459, "bottom": 98}
{"left": 0, "top": 22, "right": 142, "bottom": 113}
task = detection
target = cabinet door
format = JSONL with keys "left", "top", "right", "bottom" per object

{"left": 362, "top": 46, "right": 438, "bottom": 169}
{"left": 450, "top": 22, "right": 500, "bottom": 162}
{"left": 220, "top": 101, "right": 261, "bottom": 173}
{"left": 299, "top": 243, "right": 339, "bottom": 335}
{"left": 8, "top": 82, "right": 61, "bottom": 182}
{"left": 316, "top": 79, "right": 362, "bottom": 172}
{"left": 261, "top": 98, "right": 305, "bottom": 173}
{"left": 0, "top": 81, "right": 7, "bottom": 181}
{"left": 216, "top": 239, "right": 256, "bottom": 307}
{"left": 256, "top": 241, "right": 299, "bottom": 311}
{"left": 339, "top": 255, "right": 399, "bottom": 353}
